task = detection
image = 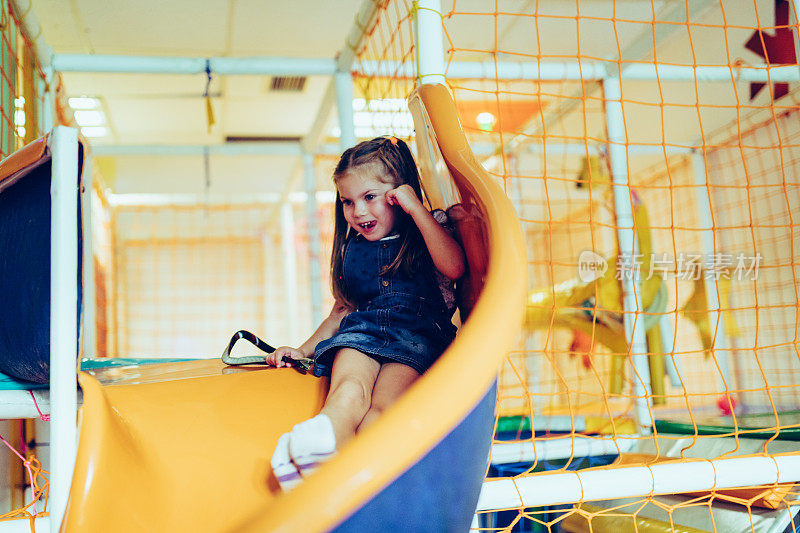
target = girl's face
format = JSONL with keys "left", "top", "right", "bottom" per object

{"left": 336, "top": 165, "right": 399, "bottom": 241}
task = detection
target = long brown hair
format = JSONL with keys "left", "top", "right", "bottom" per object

{"left": 330, "top": 136, "right": 429, "bottom": 308}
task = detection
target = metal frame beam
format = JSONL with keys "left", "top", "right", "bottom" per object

{"left": 53, "top": 54, "right": 337, "bottom": 76}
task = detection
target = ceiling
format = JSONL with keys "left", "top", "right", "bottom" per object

{"left": 19, "top": 0, "right": 793, "bottom": 201}
{"left": 29, "top": 0, "right": 365, "bottom": 147}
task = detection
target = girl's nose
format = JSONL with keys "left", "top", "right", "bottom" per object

{"left": 354, "top": 200, "right": 368, "bottom": 216}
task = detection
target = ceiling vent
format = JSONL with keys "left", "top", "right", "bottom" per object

{"left": 270, "top": 76, "right": 307, "bottom": 92}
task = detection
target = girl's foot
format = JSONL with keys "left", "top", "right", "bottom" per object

{"left": 288, "top": 414, "right": 337, "bottom": 479}
{"left": 270, "top": 433, "right": 303, "bottom": 491}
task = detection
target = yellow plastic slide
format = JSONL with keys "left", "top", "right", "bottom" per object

{"left": 62, "top": 84, "right": 526, "bottom": 532}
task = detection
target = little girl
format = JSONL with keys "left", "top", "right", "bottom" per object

{"left": 267, "top": 136, "right": 465, "bottom": 490}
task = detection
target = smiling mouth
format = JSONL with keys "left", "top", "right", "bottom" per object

{"left": 358, "top": 221, "right": 377, "bottom": 230}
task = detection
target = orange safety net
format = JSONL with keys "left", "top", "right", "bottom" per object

{"left": 433, "top": 0, "right": 800, "bottom": 531}
{"left": 352, "top": 0, "right": 417, "bottom": 141}
{"left": 102, "top": 195, "right": 336, "bottom": 358}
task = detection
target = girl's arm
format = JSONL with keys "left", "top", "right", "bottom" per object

{"left": 386, "top": 185, "right": 466, "bottom": 280}
{"left": 265, "top": 301, "right": 351, "bottom": 367}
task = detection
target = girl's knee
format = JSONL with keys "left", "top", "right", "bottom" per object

{"left": 329, "top": 376, "right": 372, "bottom": 412}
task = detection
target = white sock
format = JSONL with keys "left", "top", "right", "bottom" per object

{"left": 270, "top": 432, "right": 303, "bottom": 491}
{"left": 288, "top": 414, "right": 337, "bottom": 478}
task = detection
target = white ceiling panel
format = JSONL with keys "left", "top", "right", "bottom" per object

{"left": 109, "top": 153, "right": 297, "bottom": 195}
{"left": 228, "top": 0, "right": 363, "bottom": 56}
{"left": 62, "top": 72, "right": 219, "bottom": 98}
{"left": 32, "top": 0, "right": 230, "bottom": 55}
{"left": 103, "top": 97, "right": 220, "bottom": 144}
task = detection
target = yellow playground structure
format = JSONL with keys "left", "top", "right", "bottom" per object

{"left": 1, "top": 0, "right": 800, "bottom": 532}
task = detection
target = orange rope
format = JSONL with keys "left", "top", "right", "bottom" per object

{"left": 0, "top": 433, "right": 49, "bottom": 523}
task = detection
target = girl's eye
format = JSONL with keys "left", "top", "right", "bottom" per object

{"left": 364, "top": 194, "right": 375, "bottom": 201}
{"left": 342, "top": 199, "right": 352, "bottom": 206}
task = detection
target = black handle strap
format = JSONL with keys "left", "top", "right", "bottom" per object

{"left": 220, "top": 330, "right": 313, "bottom": 373}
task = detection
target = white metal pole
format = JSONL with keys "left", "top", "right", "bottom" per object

{"left": 356, "top": 60, "right": 800, "bottom": 83}
{"left": 280, "top": 203, "right": 301, "bottom": 342}
{"left": 414, "top": 0, "right": 447, "bottom": 86}
{"left": 303, "top": 152, "right": 323, "bottom": 327}
{"left": 691, "top": 153, "right": 733, "bottom": 390}
{"left": 603, "top": 77, "right": 653, "bottom": 432}
{"left": 478, "top": 452, "right": 800, "bottom": 511}
{"left": 791, "top": 1, "right": 800, "bottom": 63}
{"left": 659, "top": 314, "right": 682, "bottom": 388}
{"left": 81, "top": 155, "right": 96, "bottom": 357}
{"left": 262, "top": 233, "right": 273, "bottom": 341}
{"left": 48, "top": 55, "right": 800, "bottom": 83}
{"left": 41, "top": 66, "right": 54, "bottom": 133}
{"left": 52, "top": 54, "right": 337, "bottom": 76}
{"left": 335, "top": 71, "right": 356, "bottom": 150}
{"left": 49, "top": 125, "right": 79, "bottom": 533}
{"left": 491, "top": 435, "right": 638, "bottom": 465}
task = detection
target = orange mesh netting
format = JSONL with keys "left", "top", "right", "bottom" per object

{"left": 103, "top": 192, "right": 337, "bottom": 358}
{"left": 337, "top": 0, "right": 798, "bottom": 530}
{"left": 434, "top": 0, "right": 800, "bottom": 531}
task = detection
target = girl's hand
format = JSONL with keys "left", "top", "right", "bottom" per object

{"left": 266, "top": 346, "right": 305, "bottom": 368}
{"left": 388, "top": 186, "right": 466, "bottom": 280}
{"left": 386, "top": 184, "right": 423, "bottom": 216}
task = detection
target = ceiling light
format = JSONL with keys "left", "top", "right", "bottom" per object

{"left": 69, "top": 97, "right": 101, "bottom": 110}
{"left": 476, "top": 112, "right": 496, "bottom": 131}
{"left": 81, "top": 126, "right": 108, "bottom": 138}
{"left": 74, "top": 110, "right": 106, "bottom": 127}
{"left": 331, "top": 97, "right": 414, "bottom": 138}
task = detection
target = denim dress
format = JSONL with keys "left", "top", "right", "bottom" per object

{"left": 313, "top": 233, "right": 457, "bottom": 377}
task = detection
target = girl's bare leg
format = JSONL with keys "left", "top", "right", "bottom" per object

{"left": 320, "top": 348, "right": 381, "bottom": 447}
{"left": 357, "top": 362, "right": 420, "bottom": 432}
{"left": 273, "top": 348, "right": 380, "bottom": 490}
